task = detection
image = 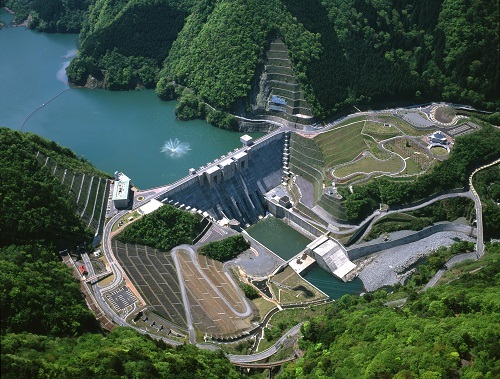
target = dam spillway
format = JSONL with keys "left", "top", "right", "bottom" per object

{"left": 158, "top": 132, "right": 286, "bottom": 226}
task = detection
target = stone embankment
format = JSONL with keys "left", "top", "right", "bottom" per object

{"left": 357, "top": 229, "right": 476, "bottom": 291}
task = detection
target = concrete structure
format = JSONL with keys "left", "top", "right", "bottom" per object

{"left": 289, "top": 252, "right": 317, "bottom": 275}
{"left": 112, "top": 172, "right": 131, "bottom": 209}
{"left": 158, "top": 133, "right": 284, "bottom": 226}
{"left": 306, "top": 235, "right": 356, "bottom": 281}
{"left": 240, "top": 134, "right": 254, "bottom": 146}
{"left": 138, "top": 199, "right": 163, "bottom": 215}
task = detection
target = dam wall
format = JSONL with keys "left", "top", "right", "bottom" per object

{"left": 158, "top": 132, "right": 285, "bottom": 226}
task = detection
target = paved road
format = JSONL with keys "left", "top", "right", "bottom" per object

{"left": 468, "top": 158, "right": 499, "bottom": 257}
{"left": 422, "top": 252, "right": 477, "bottom": 291}
{"left": 228, "top": 322, "right": 303, "bottom": 363}
{"left": 355, "top": 191, "right": 474, "bottom": 242}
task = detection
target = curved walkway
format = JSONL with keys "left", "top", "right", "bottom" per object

{"left": 355, "top": 191, "right": 475, "bottom": 242}
{"left": 171, "top": 245, "right": 253, "bottom": 344}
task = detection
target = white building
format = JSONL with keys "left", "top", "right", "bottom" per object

{"left": 112, "top": 172, "right": 131, "bottom": 208}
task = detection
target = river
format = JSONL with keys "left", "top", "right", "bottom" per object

{"left": 0, "top": 8, "right": 262, "bottom": 189}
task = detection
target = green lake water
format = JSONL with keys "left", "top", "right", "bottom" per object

{"left": 246, "top": 216, "right": 365, "bottom": 299}
{"left": 0, "top": 9, "right": 262, "bottom": 189}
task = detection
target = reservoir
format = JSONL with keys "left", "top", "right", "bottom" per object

{"left": 247, "top": 216, "right": 365, "bottom": 299}
{"left": 1, "top": 9, "right": 363, "bottom": 298}
{"left": 0, "top": 8, "right": 262, "bottom": 189}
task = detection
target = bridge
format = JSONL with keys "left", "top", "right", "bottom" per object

{"left": 232, "top": 356, "right": 297, "bottom": 369}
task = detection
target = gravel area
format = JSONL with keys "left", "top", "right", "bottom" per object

{"left": 232, "top": 247, "right": 283, "bottom": 279}
{"left": 358, "top": 231, "right": 475, "bottom": 291}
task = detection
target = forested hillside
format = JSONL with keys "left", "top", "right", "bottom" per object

{"left": 64, "top": 0, "right": 498, "bottom": 117}
{"left": 67, "top": 0, "right": 190, "bottom": 89}
{"left": 3, "top": 0, "right": 92, "bottom": 32}
{"left": 277, "top": 243, "right": 500, "bottom": 378}
{"left": 0, "top": 128, "right": 242, "bottom": 379}
{"left": 0, "top": 127, "right": 100, "bottom": 247}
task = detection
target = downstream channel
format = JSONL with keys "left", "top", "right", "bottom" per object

{"left": 246, "top": 216, "right": 365, "bottom": 299}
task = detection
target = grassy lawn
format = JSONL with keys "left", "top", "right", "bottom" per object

{"left": 252, "top": 297, "right": 277, "bottom": 322}
{"left": 333, "top": 154, "right": 403, "bottom": 178}
{"left": 401, "top": 157, "right": 424, "bottom": 175}
{"left": 377, "top": 115, "right": 429, "bottom": 136}
{"left": 364, "top": 137, "right": 392, "bottom": 159}
{"left": 430, "top": 146, "right": 449, "bottom": 156}
{"left": 111, "top": 211, "right": 141, "bottom": 233}
{"left": 362, "top": 121, "right": 402, "bottom": 139}
{"left": 315, "top": 121, "right": 367, "bottom": 167}
{"left": 270, "top": 266, "right": 327, "bottom": 304}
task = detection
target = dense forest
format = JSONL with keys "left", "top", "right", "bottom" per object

{"left": 0, "top": 128, "right": 242, "bottom": 378}
{"left": 0, "top": 127, "right": 101, "bottom": 247}
{"left": 340, "top": 124, "right": 500, "bottom": 226}
{"left": 59, "top": 0, "right": 500, "bottom": 118}
{"left": 67, "top": 0, "right": 190, "bottom": 89}
{"left": 198, "top": 234, "right": 250, "bottom": 262}
{"left": 3, "top": 0, "right": 92, "bottom": 32}
{"left": 117, "top": 204, "right": 201, "bottom": 251}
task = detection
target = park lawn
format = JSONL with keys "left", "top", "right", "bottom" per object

{"left": 111, "top": 211, "right": 141, "bottom": 232}
{"left": 333, "top": 154, "right": 403, "bottom": 178}
{"left": 400, "top": 157, "right": 424, "bottom": 175}
{"left": 271, "top": 267, "right": 327, "bottom": 304}
{"left": 251, "top": 297, "right": 276, "bottom": 322}
{"left": 315, "top": 121, "right": 367, "bottom": 167}
{"left": 388, "top": 142, "right": 410, "bottom": 158}
{"left": 430, "top": 146, "right": 449, "bottom": 156}
{"left": 364, "top": 137, "right": 392, "bottom": 159}
{"left": 362, "top": 121, "right": 402, "bottom": 139}
{"left": 377, "top": 115, "right": 429, "bottom": 136}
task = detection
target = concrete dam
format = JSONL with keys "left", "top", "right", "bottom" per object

{"left": 158, "top": 132, "right": 287, "bottom": 227}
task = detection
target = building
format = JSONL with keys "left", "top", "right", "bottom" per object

{"left": 429, "top": 130, "right": 448, "bottom": 145}
{"left": 240, "top": 134, "right": 254, "bottom": 146}
{"left": 112, "top": 172, "right": 131, "bottom": 209}
{"left": 269, "top": 95, "right": 286, "bottom": 112}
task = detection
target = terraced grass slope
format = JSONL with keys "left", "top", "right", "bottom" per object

{"left": 263, "top": 38, "right": 313, "bottom": 117}
{"left": 314, "top": 122, "right": 367, "bottom": 168}
{"left": 289, "top": 133, "right": 325, "bottom": 200}
{"left": 113, "top": 240, "right": 187, "bottom": 329}
{"left": 35, "top": 151, "right": 110, "bottom": 233}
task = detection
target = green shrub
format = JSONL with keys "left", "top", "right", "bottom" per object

{"left": 198, "top": 235, "right": 250, "bottom": 262}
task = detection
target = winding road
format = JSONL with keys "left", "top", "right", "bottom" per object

{"left": 83, "top": 108, "right": 498, "bottom": 365}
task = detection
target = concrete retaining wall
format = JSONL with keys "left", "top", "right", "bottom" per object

{"left": 347, "top": 222, "right": 477, "bottom": 261}
{"left": 267, "top": 201, "right": 323, "bottom": 240}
